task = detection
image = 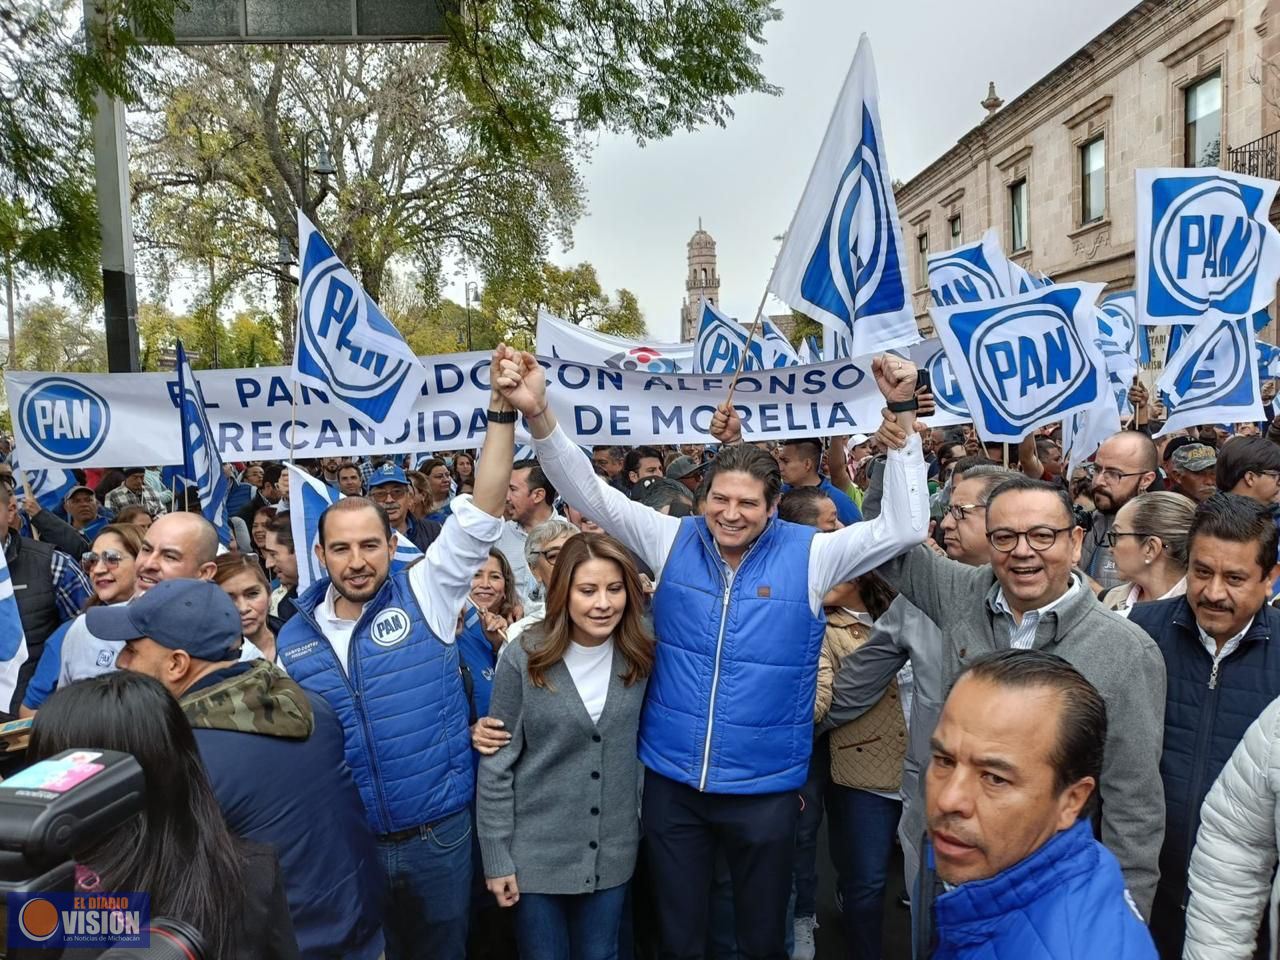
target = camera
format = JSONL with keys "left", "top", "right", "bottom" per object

{"left": 0, "top": 748, "right": 204, "bottom": 959}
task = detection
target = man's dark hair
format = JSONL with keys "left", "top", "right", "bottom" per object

{"left": 938, "top": 444, "right": 967, "bottom": 468}
{"left": 957, "top": 650, "right": 1106, "bottom": 818}
{"left": 261, "top": 462, "right": 285, "bottom": 487}
{"left": 592, "top": 445, "right": 623, "bottom": 463}
{"left": 1188, "top": 492, "right": 1279, "bottom": 575}
{"left": 1035, "top": 437, "right": 1061, "bottom": 458}
{"left": 513, "top": 459, "right": 556, "bottom": 503}
{"left": 985, "top": 474, "right": 1075, "bottom": 527}
{"left": 337, "top": 461, "right": 362, "bottom": 477}
{"left": 317, "top": 497, "right": 393, "bottom": 546}
{"left": 623, "top": 446, "right": 662, "bottom": 477}
{"left": 632, "top": 477, "right": 694, "bottom": 517}
{"left": 704, "top": 443, "right": 782, "bottom": 506}
{"left": 1215, "top": 437, "right": 1280, "bottom": 493}
{"left": 264, "top": 512, "right": 295, "bottom": 553}
{"left": 780, "top": 438, "right": 824, "bottom": 467}
{"left": 777, "top": 486, "right": 833, "bottom": 527}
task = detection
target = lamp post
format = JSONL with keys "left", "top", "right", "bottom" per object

{"left": 464, "top": 281, "right": 479, "bottom": 351}
{"left": 298, "top": 128, "right": 336, "bottom": 223}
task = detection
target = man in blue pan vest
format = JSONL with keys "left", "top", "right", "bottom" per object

{"left": 489, "top": 348, "right": 929, "bottom": 960}
{"left": 276, "top": 346, "right": 518, "bottom": 960}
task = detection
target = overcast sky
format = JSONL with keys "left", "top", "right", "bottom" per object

{"left": 469, "top": 0, "right": 1135, "bottom": 342}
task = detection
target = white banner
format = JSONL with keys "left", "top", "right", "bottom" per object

{"left": 8, "top": 353, "right": 901, "bottom": 469}
{"left": 535, "top": 310, "right": 695, "bottom": 373}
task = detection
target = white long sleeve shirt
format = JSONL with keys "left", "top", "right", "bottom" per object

{"left": 532, "top": 427, "right": 929, "bottom": 615}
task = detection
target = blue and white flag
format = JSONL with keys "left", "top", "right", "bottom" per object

{"left": 536, "top": 310, "right": 693, "bottom": 373}
{"left": 694, "top": 300, "right": 798, "bottom": 374}
{"left": 1257, "top": 339, "right": 1280, "bottom": 380}
{"left": 760, "top": 318, "right": 802, "bottom": 368}
{"left": 798, "top": 336, "right": 823, "bottom": 365}
{"left": 1156, "top": 315, "right": 1263, "bottom": 436}
{"left": 1136, "top": 168, "right": 1280, "bottom": 326}
{"left": 927, "top": 229, "right": 1014, "bottom": 307}
{"left": 0, "top": 545, "right": 28, "bottom": 710}
{"left": 767, "top": 35, "right": 920, "bottom": 357}
{"left": 175, "top": 342, "right": 231, "bottom": 544}
{"left": 294, "top": 210, "right": 429, "bottom": 430}
{"left": 10, "top": 459, "right": 76, "bottom": 513}
{"left": 1100, "top": 292, "right": 1149, "bottom": 365}
{"left": 906, "top": 338, "right": 969, "bottom": 426}
{"left": 288, "top": 464, "right": 423, "bottom": 592}
{"left": 930, "top": 283, "right": 1108, "bottom": 442}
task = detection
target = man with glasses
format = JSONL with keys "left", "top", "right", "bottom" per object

{"left": 1128, "top": 494, "right": 1280, "bottom": 957}
{"left": 871, "top": 455, "right": 1166, "bottom": 920}
{"left": 1082, "top": 431, "right": 1159, "bottom": 592}
{"left": 367, "top": 462, "right": 441, "bottom": 553}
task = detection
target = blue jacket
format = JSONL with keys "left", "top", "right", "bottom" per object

{"left": 457, "top": 609, "right": 497, "bottom": 720}
{"left": 277, "top": 571, "right": 474, "bottom": 835}
{"left": 931, "top": 819, "right": 1156, "bottom": 959}
{"left": 646, "top": 516, "right": 824, "bottom": 793}
{"left": 1128, "top": 596, "right": 1280, "bottom": 949}
{"left": 185, "top": 661, "right": 385, "bottom": 960}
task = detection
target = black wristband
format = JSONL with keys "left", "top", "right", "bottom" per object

{"left": 886, "top": 398, "right": 919, "bottom": 413}
{"left": 486, "top": 409, "right": 517, "bottom": 424}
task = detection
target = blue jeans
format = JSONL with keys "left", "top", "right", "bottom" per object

{"left": 793, "top": 736, "right": 830, "bottom": 918}
{"left": 515, "top": 883, "right": 628, "bottom": 960}
{"left": 828, "top": 787, "right": 901, "bottom": 960}
{"left": 376, "top": 807, "right": 472, "bottom": 960}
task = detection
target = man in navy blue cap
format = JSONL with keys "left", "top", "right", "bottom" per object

{"left": 367, "top": 461, "right": 441, "bottom": 553}
{"left": 99, "top": 578, "right": 386, "bottom": 960}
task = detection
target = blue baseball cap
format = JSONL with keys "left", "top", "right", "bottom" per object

{"left": 86, "top": 579, "right": 242, "bottom": 662}
{"left": 367, "top": 463, "right": 409, "bottom": 488}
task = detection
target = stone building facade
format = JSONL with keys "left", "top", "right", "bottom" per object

{"left": 895, "top": 0, "right": 1280, "bottom": 374}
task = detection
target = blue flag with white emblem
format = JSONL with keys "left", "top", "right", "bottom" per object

{"left": 1257, "top": 339, "right": 1280, "bottom": 381}
{"left": 694, "top": 300, "right": 799, "bottom": 374}
{"left": 294, "top": 210, "right": 429, "bottom": 430}
{"left": 0, "top": 544, "right": 28, "bottom": 709}
{"left": 287, "top": 464, "right": 422, "bottom": 593}
{"left": 768, "top": 35, "right": 920, "bottom": 358}
{"left": 10, "top": 458, "right": 76, "bottom": 514}
{"left": 927, "top": 229, "right": 1014, "bottom": 307}
{"left": 931, "top": 283, "right": 1108, "bottom": 442}
{"left": 906, "top": 339, "right": 969, "bottom": 426}
{"left": 1136, "top": 168, "right": 1280, "bottom": 326}
{"left": 175, "top": 343, "right": 231, "bottom": 544}
{"left": 1157, "top": 314, "right": 1263, "bottom": 436}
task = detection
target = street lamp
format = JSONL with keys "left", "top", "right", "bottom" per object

{"left": 298, "top": 128, "right": 335, "bottom": 221}
{"left": 464, "top": 281, "right": 480, "bottom": 351}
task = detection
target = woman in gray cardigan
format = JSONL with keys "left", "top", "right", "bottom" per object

{"left": 477, "top": 532, "right": 654, "bottom": 960}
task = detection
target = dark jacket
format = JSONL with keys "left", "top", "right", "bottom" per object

{"left": 6, "top": 534, "right": 65, "bottom": 714}
{"left": 183, "top": 660, "right": 385, "bottom": 960}
{"left": 233, "top": 841, "right": 302, "bottom": 960}
{"left": 1129, "top": 596, "right": 1280, "bottom": 958}
{"left": 27, "top": 510, "right": 89, "bottom": 559}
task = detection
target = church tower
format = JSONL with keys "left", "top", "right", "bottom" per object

{"left": 681, "top": 220, "right": 720, "bottom": 341}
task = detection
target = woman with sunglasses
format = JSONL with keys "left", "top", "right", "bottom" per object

{"left": 1099, "top": 491, "right": 1195, "bottom": 616}
{"left": 215, "top": 554, "right": 278, "bottom": 662}
{"left": 19, "top": 523, "right": 144, "bottom": 715}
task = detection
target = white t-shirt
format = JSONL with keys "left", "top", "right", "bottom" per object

{"left": 563, "top": 638, "right": 614, "bottom": 724}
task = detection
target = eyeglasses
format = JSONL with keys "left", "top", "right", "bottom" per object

{"left": 370, "top": 486, "right": 408, "bottom": 502}
{"left": 532, "top": 547, "right": 562, "bottom": 564}
{"left": 987, "top": 526, "right": 1075, "bottom": 553}
{"left": 82, "top": 549, "right": 127, "bottom": 570}
{"left": 1105, "top": 530, "right": 1151, "bottom": 548}
{"left": 1088, "top": 466, "right": 1148, "bottom": 484}
{"left": 946, "top": 503, "right": 985, "bottom": 521}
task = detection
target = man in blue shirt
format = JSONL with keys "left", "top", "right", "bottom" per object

{"left": 777, "top": 438, "right": 862, "bottom": 525}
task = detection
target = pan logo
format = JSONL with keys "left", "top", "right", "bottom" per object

{"left": 928, "top": 252, "right": 1005, "bottom": 308}
{"left": 1165, "top": 318, "right": 1252, "bottom": 412}
{"left": 925, "top": 347, "right": 967, "bottom": 416}
{"left": 1150, "top": 175, "right": 1264, "bottom": 316}
{"left": 965, "top": 299, "right": 1094, "bottom": 433}
{"left": 17, "top": 378, "right": 111, "bottom": 465}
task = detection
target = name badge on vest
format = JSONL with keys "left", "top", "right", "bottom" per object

{"left": 371, "top": 607, "right": 412, "bottom": 648}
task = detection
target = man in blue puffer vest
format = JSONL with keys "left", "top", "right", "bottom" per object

{"left": 921, "top": 649, "right": 1156, "bottom": 959}
{"left": 486, "top": 349, "right": 929, "bottom": 959}
{"left": 276, "top": 350, "right": 518, "bottom": 960}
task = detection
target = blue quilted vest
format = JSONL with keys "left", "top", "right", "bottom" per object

{"left": 645, "top": 516, "right": 824, "bottom": 794}
{"left": 277, "top": 571, "right": 474, "bottom": 835}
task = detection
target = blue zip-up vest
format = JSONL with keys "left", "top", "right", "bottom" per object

{"left": 277, "top": 571, "right": 474, "bottom": 835}
{"left": 645, "top": 516, "right": 824, "bottom": 794}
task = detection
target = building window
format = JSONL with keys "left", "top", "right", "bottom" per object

{"left": 1009, "top": 180, "right": 1029, "bottom": 252}
{"left": 916, "top": 233, "right": 929, "bottom": 287}
{"left": 1185, "top": 71, "right": 1222, "bottom": 168}
{"left": 1080, "top": 137, "right": 1105, "bottom": 224}
{"left": 948, "top": 214, "right": 962, "bottom": 244}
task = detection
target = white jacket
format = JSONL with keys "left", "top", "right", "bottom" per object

{"left": 1184, "top": 695, "right": 1280, "bottom": 959}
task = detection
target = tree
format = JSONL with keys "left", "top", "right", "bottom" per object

{"left": 483, "top": 261, "right": 646, "bottom": 347}
{"left": 786, "top": 311, "right": 824, "bottom": 349}
{"left": 135, "top": 301, "right": 282, "bottom": 370}
{"left": 13, "top": 299, "right": 108, "bottom": 372}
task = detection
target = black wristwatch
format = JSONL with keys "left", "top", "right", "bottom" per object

{"left": 886, "top": 398, "right": 919, "bottom": 413}
{"left": 486, "top": 408, "right": 518, "bottom": 424}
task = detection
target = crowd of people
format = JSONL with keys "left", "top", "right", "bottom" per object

{"left": 8, "top": 348, "right": 1280, "bottom": 959}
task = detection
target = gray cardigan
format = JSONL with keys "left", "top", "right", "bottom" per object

{"left": 879, "top": 543, "right": 1168, "bottom": 919}
{"left": 477, "top": 631, "right": 647, "bottom": 895}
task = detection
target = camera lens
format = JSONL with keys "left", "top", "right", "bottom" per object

{"left": 95, "top": 918, "right": 205, "bottom": 960}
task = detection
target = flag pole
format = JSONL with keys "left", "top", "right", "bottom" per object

{"left": 724, "top": 284, "right": 775, "bottom": 408}
{"left": 16, "top": 469, "right": 33, "bottom": 506}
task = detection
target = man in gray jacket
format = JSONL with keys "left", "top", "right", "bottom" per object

{"left": 873, "top": 471, "right": 1167, "bottom": 920}
{"left": 821, "top": 464, "right": 1015, "bottom": 918}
